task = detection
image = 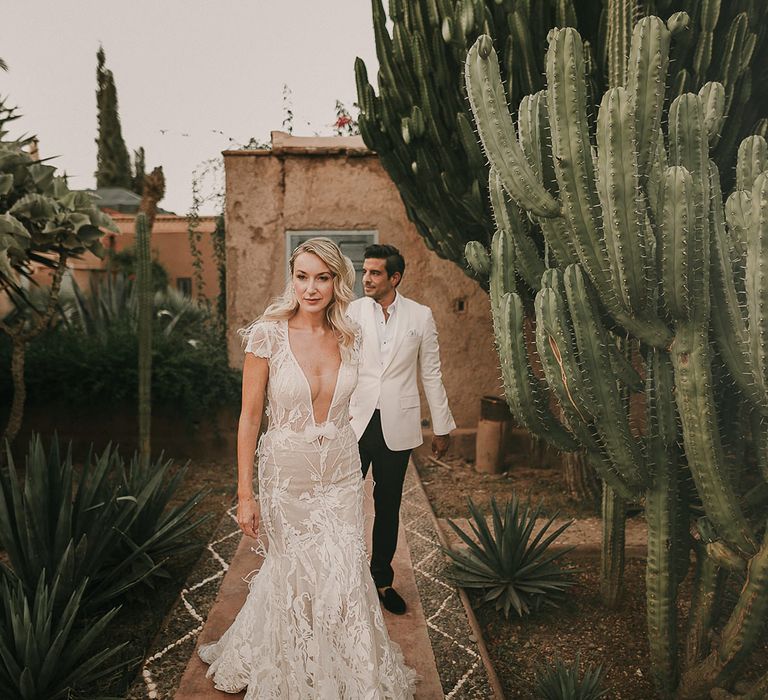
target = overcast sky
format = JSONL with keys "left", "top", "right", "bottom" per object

{"left": 2, "top": 1, "right": 380, "bottom": 215}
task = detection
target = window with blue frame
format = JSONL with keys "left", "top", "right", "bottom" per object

{"left": 286, "top": 230, "right": 378, "bottom": 299}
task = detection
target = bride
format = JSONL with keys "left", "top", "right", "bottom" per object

{"left": 198, "top": 238, "right": 417, "bottom": 698}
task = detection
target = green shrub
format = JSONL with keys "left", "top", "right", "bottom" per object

{"left": 0, "top": 434, "right": 209, "bottom": 611}
{"left": 0, "top": 313, "right": 239, "bottom": 421}
{"left": 0, "top": 569, "right": 130, "bottom": 700}
{"left": 533, "top": 654, "right": 608, "bottom": 700}
{"left": 1, "top": 273, "right": 239, "bottom": 421}
{"left": 120, "top": 450, "right": 211, "bottom": 586}
{"left": 110, "top": 246, "right": 169, "bottom": 291}
{"left": 443, "top": 496, "right": 576, "bottom": 618}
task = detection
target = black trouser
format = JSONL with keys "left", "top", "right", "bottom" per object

{"left": 359, "top": 410, "right": 412, "bottom": 588}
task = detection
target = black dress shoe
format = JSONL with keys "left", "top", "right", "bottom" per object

{"left": 377, "top": 586, "right": 407, "bottom": 615}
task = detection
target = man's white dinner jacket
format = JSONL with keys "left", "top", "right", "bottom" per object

{"left": 348, "top": 294, "right": 456, "bottom": 451}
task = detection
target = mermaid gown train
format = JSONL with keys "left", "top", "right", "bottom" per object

{"left": 198, "top": 320, "right": 417, "bottom": 699}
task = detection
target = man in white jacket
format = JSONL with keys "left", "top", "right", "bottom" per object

{"left": 348, "top": 244, "right": 456, "bottom": 614}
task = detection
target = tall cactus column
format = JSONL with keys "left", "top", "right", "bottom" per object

{"left": 136, "top": 212, "right": 152, "bottom": 466}
{"left": 603, "top": 0, "right": 642, "bottom": 592}
{"left": 465, "top": 13, "right": 768, "bottom": 699}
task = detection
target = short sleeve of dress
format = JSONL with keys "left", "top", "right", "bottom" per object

{"left": 244, "top": 321, "right": 272, "bottom": 358}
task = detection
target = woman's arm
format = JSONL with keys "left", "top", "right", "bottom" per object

{"left": 236, "top": 352, "right": 269, "bottom": 537}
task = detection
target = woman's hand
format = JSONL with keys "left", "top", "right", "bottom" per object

{"left": 237, "top": 495, "right": 259, "bottom": 539}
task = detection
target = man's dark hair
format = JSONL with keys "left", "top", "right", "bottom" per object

{"left": 364, "top": 244, "right": 405, "bottom": 281}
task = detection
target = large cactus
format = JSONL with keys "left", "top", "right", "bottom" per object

{"left": 136, "top": 212, "right": 152, "bottom": 465}
{"left": 466, "top": 14, "right": 768, "bottom": 699}
{"left": 356, "top": 0, "right": 612, "bottom": 267}
{"left": 356, "top": 0, "right": 768, "bottom": 272}
{"left": 135, "top": 166, "right": 165, "bottom": 465}
{"left": 659, "top": 0, "right": 768, "bottom": 170}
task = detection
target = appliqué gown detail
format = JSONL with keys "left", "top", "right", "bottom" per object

{"left": 198, "top": 320, "right": 417, "bottom": 699}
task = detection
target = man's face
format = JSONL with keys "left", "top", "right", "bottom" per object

{"left": 362, "top": 257, "right": 399, "bottom": 302}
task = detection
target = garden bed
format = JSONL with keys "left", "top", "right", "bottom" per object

{"left": 475, "top": 555, "right": 654, "bottom": 698}
{"left": 87, "top": 456, "right": 235, "bottom": 697}
{"left": 474, "top": 553, "right": 768, "bottom": 699}
{"left": 413, "top": 448, "right": 602, "bottom": 520}
{"left": 415, "top": 451, "right": 768, "bottom": 699}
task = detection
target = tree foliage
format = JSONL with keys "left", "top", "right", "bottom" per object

{"left": 95, "top": 46, "right": 132, "bottom": 190}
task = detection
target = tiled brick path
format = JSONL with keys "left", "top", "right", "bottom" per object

{"left": 129, "top": 464, "right": 497, "bottom": 699}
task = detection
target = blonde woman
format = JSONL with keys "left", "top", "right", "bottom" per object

{"left": 198, "top": 238, "right": 417, "bottom": 698}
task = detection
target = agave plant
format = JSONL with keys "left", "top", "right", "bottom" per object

{"left": 0, "top": 569, "right": 130, "bottom": 700}
{"left": 153, "top": 284, "right": 210, "bottom": 337}
{"left": 120, "top": 451, "right": 210, "bottom": 586}
{"left": 62, "top": 272, "right": 136, "bottom": 338}
{"left": 534, "top": 654, "right": 608, "bottom": 700}
{"left": 0, "top": 434, "right": 208, "bottom": 610}
{"left": 61, "top": 272, "right": 211, "bottom": 340}
{"left": 0, "top": 436, "right": 146, "bottom": 610}
{"left": 443, "top": 496, "right": 576, "bottom": 617}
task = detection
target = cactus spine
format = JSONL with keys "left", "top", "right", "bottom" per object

{"left": 358, "top": 0, "right": 768, "bottom": 274}
{"left": 136, "top": 212, "right": 152, "bottom": 465}
{"left": 466, "top": 13, "right": 768, "bottom": 698}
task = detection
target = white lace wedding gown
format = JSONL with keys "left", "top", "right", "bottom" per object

{"left": 198, "top": 320, "right": 417, "bottom": 699}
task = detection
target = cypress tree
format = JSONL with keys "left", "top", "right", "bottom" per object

{"left": 95, "top": 46, "right": 132, "bottom": 189}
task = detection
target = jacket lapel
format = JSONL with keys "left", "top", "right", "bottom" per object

{"left": 364, "top": 297, "right": 382, "bottom": 366}
{"left": 381, "top": 295, "right": 409, "bottom": 373}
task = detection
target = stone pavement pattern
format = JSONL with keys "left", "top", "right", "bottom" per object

{"left": 129, "top": 464, "right": 495, "bottom": 699}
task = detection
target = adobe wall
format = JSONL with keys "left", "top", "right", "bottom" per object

{"left": 107, "top": 214, "right": 220, "bottom": 300}
{"left": 22, "top": 214, "right": 221, "bottom": 301}
{"left": 223, "top": 133, "right": 502, "bottom": 430}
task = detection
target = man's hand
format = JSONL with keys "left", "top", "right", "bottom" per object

{"left": 432, "top": 434, "right": 451, "bottom": 460}
{"left": 237, "top": 494, "right": 260, "bottom": 539}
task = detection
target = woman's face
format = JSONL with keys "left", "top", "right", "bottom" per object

{"left": 292, "top": 252, "right": 335, "bottom": 314}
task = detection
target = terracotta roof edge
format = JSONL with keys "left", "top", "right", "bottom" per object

{"left": 222, "top": 147, "right": 376, "bottom": 157}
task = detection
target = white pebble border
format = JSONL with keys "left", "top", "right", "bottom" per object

{"left": 140, "top": 506, "right": 239, "bottom": 699}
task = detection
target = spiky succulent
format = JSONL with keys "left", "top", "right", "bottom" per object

{"left": 0, "top": 569, "right": 129, "bottom": 700}
{"left": 0, "top": 434, "right": 208, "bottom": 611}
{"left": 136, "top": 211, "right": 152, "bottom": 465}
{"left": 443, "top": 496, "right": 576, "bottom": 618}
{"left": 356, "top": 0, "right": 768, "bottom": 273}
{"left": 464, "top": 11, "right": 768, "bottom": 699}
{"left": 534, "top": 654, "right": 608, "bottom": 700}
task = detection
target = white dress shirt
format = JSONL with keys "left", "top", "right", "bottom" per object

{"left": 373, "top": 292, "right": 399, "bottom": 408}
{"left": 374, "top": 292, "right": 400, "bottom": 360}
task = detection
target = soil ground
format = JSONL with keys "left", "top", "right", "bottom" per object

{"left": 476, "top": 555, "right": 655, "bottom": 699}
{"left": 414, "top": 451, "right": 768, "bottom": 700}
{"left": 413, "top": 449, "right": 603, "bottom": 521}
{"left": 74, "top": 446, "right": 768, "bottom": 699}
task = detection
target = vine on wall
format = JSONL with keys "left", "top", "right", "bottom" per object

{"left": 186, "top": 135, "right": 264, "bottom": 337}
{"left": 282, "top": 83, "right": 294, "bottom": 134}
{"left": 212, "top": 214, "right": 226, "bottom": 337}
{"left": 186, "top": 172, "right": 207, "bottom": 301}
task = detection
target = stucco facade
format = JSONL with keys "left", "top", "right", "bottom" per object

{"left": 0, "top": 213, "right": 221, "bottom": 317}
{"left": 104, "top": 213, "right": 221, "bottom": 300}
{"left": 224, "top": 131, "right": 502, "bottom": 431}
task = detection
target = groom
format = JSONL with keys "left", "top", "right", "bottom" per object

{"left": 348, "top": 244, "right": 455, "bottom": 614}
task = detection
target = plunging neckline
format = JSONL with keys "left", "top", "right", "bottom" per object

{"left": 284, "top": 320, "right": 342, "bottom": 428}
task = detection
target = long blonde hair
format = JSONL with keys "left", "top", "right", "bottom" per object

{"left": 242, "top": 237, "right": 358, "bottom": 351}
